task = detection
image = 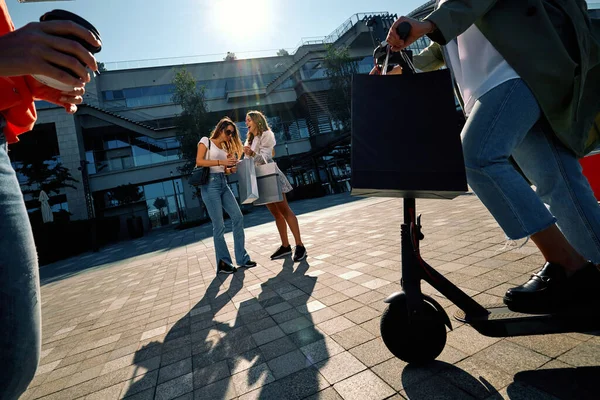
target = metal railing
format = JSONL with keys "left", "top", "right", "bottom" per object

{"left": 99, "top": 12, "right": 391, "bottom": 72}
{"left": 83, "top": 91, "right": 173, "bottom": 130}
{"left": 101, "top": 48, "right": 295, "bottom": 72}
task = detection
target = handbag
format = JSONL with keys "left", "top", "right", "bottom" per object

{"left": 189, "top": 139, "right": 211, "bottom": 186}
{"left": 253, "top": 156, "right": 283, "bottom": 205}
{"left": 350, "top": 50, "right": 467, "bottom": 200}
{"left": 237, "top": 158, "right": 259, "bottom": 204}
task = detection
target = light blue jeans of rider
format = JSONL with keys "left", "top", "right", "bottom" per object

{"left": 462, "top": 78, "right": 600, "bottom": 263}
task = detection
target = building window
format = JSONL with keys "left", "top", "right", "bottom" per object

{"left": 84, "top": 132, "right": 181, "bottom": 175}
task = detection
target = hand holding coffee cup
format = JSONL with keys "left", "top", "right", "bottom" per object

{"left": 31, "top": 10, "right": 102, "bottom": 91}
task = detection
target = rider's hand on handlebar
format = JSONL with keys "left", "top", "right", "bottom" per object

{"left": 369, "top": 65, "right": 403, "bottom": 76}
{"left": 387, "top": 16, "right": 436, "bottom": 52}
{"left": 369, "top": 65, "right": 381, "bottom": 75}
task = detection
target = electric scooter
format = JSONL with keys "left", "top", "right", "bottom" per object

{"left": 376, "top": 23, "right": 600, "bottom": 365}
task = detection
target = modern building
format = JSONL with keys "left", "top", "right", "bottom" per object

{"left": 14, "top": 11, "right": 405, "bottom": 238}
{"left": 13, "top": 0, "right": 599, "bottom": 241}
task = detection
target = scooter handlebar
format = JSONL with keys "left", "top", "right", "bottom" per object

{"left": 396, "top": 21, "right": 412, "bottom": 41}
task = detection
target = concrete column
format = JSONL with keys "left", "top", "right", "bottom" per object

{"left": 37, "top": 110, "right": 88, "bottom": 220}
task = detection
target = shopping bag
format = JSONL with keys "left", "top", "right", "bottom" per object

{"left": 351, "top": 68, "right": 468, "bottom": 199}
{"left": 255, "top": 162, "right": 283, "bottom": 205}
{"left": 237, "top": 159, "right": 259, "bottom": 204}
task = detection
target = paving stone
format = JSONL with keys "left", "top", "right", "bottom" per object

{"left": 440, "top": 357, "right": 513, "bottom": 399}
{"left": 155, "top": 372, "right": 193, "bottom": 400}
{"left": 315, "top": 351, "right": 366, "bottom": 384}
{"left": 158, "top": 357, "right": 192, "bottom": 384}
{"left": 119, "top": 370, "right": 158, "bottom": 398}
{"left": 267, "top": 349, "right": 312, "bottom": 379}
{"left": 333, "top": 369, "right": 395, "bottom": 400}
{"left": 251, "top": 325, "right": 285, "bottom": 346}
{"left": 23, "top": 194, "right": 599, "bottom": 400}
{"left": 240, "top": 367, "right": 329, "bottom": 400}
{"left": 330, "top": 299, "right": 363, "bottom": 314}
{"left": 557, "top": 341, "right": 600, "bottom": 367}
{"left": 288, "top": 326, "right": 327, "bottom": 348}
{"left": 304, "top": 387, "right": 344, "bottom": 400}
{"left": 473, "top": 340, "right": 551, "bottom": 374}
{"left": 330, "top": 325, "right": 375, "bottom": 350}
{"left": 301, "top": 337, "right": 345, "bottom": 364}
{"left": 348, "top": 338, "right": 393, "bottom": 367}
{"left": 193, "top": 377, "right": 237, "bottom": 400}
{"left": 507, "top": 334, "right": 583, "bottom": 358}
{"left": 259, "top": 336, "right": 298, "bottom": 361}
{"left": 192, "top": 359, "right": 229, "bottom": 389}
{"left": 231, "top": 362, "right": 275, "bottom": 396}
{"left": 317, "top": 316, "right": 355, "bottom": 336}
{"left": 228, "top": 347, "right": 264, "bottom": 375}
{"left": 344, "top": 306, "right": 380, "bottom": 325}
{"left": 85, "top": 381, "right": 125, "bottom": 400}
{"left": 279, "top": 316, "right": 313, "bottom": 334}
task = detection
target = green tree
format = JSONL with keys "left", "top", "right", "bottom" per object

{"left": 153, "top": 197, "right": 167, "bottom": 215}
{"left": 108, "top": 184, "right": 144, "bottom": 207}
{"left": 224, "top": 52, "right": 237, "bottom": 61}
{"left": 171, "top": 69, "right": 213, "bottom": 176}
{"left": 277, "top": 49, "right": 290, "bottom": 57}
{"left": 18, "top": 156, "right": 78, "bottom": 197}
{"left": 323, "top": 44, "right": 358, "bottom": 130}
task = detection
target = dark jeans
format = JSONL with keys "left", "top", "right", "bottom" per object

{"left": 0, "top": 128, "right": 41, "bottom": 399}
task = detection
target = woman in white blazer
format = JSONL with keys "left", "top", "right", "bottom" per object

{"left": 243, "top": 110, "right": 307, "bottom": 262}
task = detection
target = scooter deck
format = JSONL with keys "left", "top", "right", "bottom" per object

{"left": 454, "top": 304, "right": 600, "bottom": 338}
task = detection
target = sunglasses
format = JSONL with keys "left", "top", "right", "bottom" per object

{"left": 224, "top": 128, "right": 235, "bottom": 136}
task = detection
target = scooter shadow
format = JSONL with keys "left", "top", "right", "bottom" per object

{"left": 401, "top": 361, "right": 499, "bottom": 399}
{"left": 401, "top": 361, "right": 599, "bottom": 399}
{"left": 510, "top": 366, "right": 600, "bottom": 400}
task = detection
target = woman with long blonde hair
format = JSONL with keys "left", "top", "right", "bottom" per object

{"left": 243, "top": 110, "right": 306, "bottom": 262}
{"left": 196, "top": 117, "right": 256, "bottom": 274}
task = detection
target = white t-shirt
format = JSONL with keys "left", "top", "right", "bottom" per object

{"left": 247, "top": 130, "right": 276, "bottom": 162}
{"left": 199, "top": 136, "right": 227, "bottom": 173}
{"left": 439, "top": 0, "right": 520, "bottom": 116}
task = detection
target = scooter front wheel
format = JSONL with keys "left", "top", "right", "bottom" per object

{"left": 380, "top": 297, "right": 447, "bottom": 364}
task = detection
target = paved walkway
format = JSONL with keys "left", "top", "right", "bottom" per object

{"left": 22, "top": 193, "right": 599, "bottom": 400}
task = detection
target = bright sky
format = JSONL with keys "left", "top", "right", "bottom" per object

{"left": 7, "top": 0, "right": 426, "bottom": 63}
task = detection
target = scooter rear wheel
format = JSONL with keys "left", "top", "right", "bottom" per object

{"left": 380, "top": 298, "right": 447, "bottom": 364}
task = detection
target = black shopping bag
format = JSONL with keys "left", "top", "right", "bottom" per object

{"left": 351, "top": 69, "right": 467, "bottom": 199}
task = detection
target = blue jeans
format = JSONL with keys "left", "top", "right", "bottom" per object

{"left": 463, "top": 79, "right": 600, "bottom": 263}
{"left": 0, "top": 131, "right": 41, "bottom": 399}
{"left": 200, "top": 173, "right": 250, "bottom": 269}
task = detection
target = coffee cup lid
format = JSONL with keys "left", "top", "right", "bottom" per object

{"left": 40, "top": 9, "right": 102, "bottom": 53}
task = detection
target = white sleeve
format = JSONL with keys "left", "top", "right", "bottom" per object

{"left": 199, "top": 136, "right": 209, "bottom": 148}
{"left": 256, "top": 131, "right": 276, "bottom": 159}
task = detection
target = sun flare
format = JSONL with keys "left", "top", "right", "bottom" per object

{"left": 212, "top": 0, "right": 272, "bottom": 41}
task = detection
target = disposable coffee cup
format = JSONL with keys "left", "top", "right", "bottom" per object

{"left": 32, "top": 9, "right": 102, "bottom": 92}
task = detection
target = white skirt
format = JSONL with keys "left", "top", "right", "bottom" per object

{"left": 276, "top": 165, "right": 293, "bottom": 193}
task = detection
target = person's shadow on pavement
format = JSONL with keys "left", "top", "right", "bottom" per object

{"left": 122, "top": 268, "right": 247, "bottom": 399}
{"left": 122, "top": 257, "right": 328, "bottom": 399}
{"left": 227, "top": 257, "right": 328, "bottom": 399}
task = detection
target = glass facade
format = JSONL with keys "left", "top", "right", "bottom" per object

{"left": 84, "top": 132, "right": 181, "bottom": 175}
{"left": 143, "top": 179, "right": 186, "bottom": 227}
{"left": 94, "top": 178, "right": 186, "bottom": 228}
{"left": 101, "top": 73, "right": 297, "bottom": 108}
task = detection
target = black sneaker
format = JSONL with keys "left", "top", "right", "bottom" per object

{"left": 217, "top": 260, "right": 237, "bottom": 274}
{"left": 242, "top": 260, "right": 257, "bottom": 268}
{"left": 270, "top": 245, "right": 292, "bottom": 260}
{"left": 293, "top": 245, "right": 307, "bottom": 262}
